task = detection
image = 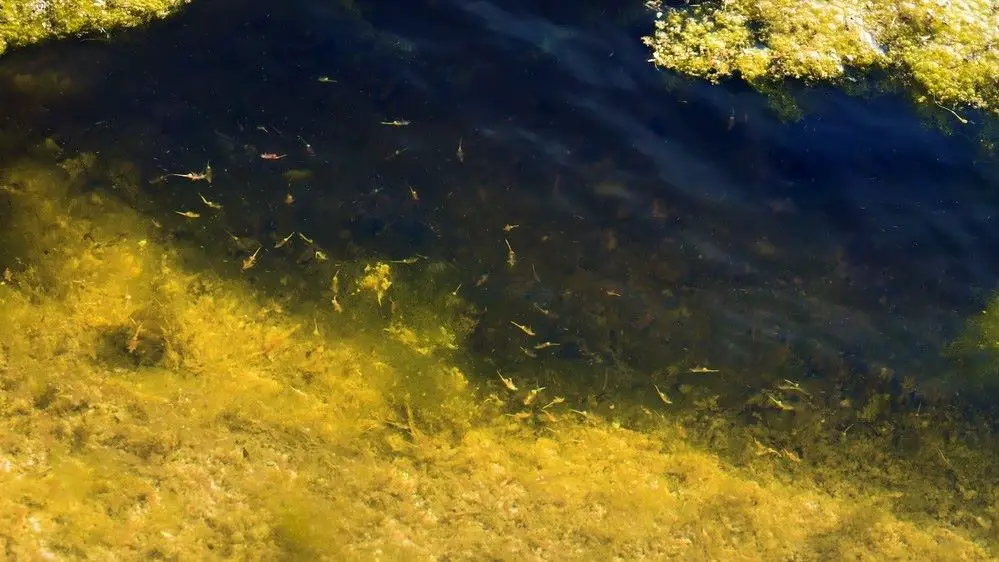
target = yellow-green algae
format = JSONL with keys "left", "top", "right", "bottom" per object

{"left": 644, "top": 0, "right": 999, "bottom": 118}
{"left": 0, "top": 145, "right": 997, "bottom": 560}
{"left": 0, "top": 0, "right": 188, "bottom": 57}
{"left": 949, "top": 294, "right": 999, "bottom": 391}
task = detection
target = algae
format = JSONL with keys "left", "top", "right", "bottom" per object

{"left": 0, "top": 0, "right": 188, "bottom": 58}
{"left": 643, "top": 0, "right": 999, "bottom": 122}
{"left": 0, "top": 1, "right": 988, "bottom": 556}
{"left": 948, "top": 294, "right": 999, "bottom": 392}
{"left": 0, "top": 137, "right": 998, "bottom": 558}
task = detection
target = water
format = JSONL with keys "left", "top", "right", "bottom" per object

{"left": 4, "top": 0, "right": 999, "bottom": 557}
{"left": 2, "top": 0, "right": 997, "bottom": 396}
{"left": 353, "top": 0, "right": 999, "bottom": 387}
{"left": 5, "top": 0, "right": 999, "bottom": 394}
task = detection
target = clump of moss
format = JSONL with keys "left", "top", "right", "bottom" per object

{"left": 358, "top": 261, "right": 393, "bottom": 305}
{"left": 0, "top": 0, "right": 188, "bottom": 57}
{"left": 644, "top": 0, "right": 999, "bottom": 118}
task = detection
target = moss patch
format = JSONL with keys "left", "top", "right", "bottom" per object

{"left": 0, "top": 146, "right": 996, "bottom": 558}
{"left": 0, "top": 0, "right": 188, "bottom": 57}
{"left": 644, "top": 0, "right": 999, "bottom": 120}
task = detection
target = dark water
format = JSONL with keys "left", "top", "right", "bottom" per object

{"left": 4, "top": 0, "right": 999, "bottom": 400}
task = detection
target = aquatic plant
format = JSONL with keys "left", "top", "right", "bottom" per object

{"left": 0, "top": 140, "right": 997, "bottom": 559}
{"left": 643, "top": 0, "right": 999, "bottom": 120}
{"left": 947, "top": 294, "right": 999, "bottom": 392}
{"left": 0, "top": 0, "right": 188, "bottom": 56}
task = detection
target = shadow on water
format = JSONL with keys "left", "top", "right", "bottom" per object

{"left": 3, "top": 0, "right": 999, "bottom": 403}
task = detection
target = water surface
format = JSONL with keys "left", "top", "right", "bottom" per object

{"left": 3, "top": 0, "right": 998, "bottom": 396}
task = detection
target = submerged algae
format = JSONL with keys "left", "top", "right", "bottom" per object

{"left": 949, "top": 294, "right": 999, "bottom": 392}
{"left": 0, "top": 148, "right": 997, "bottom": 559}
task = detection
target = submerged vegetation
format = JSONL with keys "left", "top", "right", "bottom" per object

{"left": 0, "top": 0, "right": 187, "bottom": 57}
{"left": 1, "top": 136, "right": 999, "bottom": 557}
{"left": 950, "top": 295, "right": 999, "bottom": 391}
{"left": 643, "top": 0, "right": 999, "bottom": 120}
{"left": 2, "top": 1, "right": 999, "bottom": 558}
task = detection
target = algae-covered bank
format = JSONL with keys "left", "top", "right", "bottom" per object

{"left": 0, "top": 0, "right": 187, "bottom": 57}
{"left": 2, "top": 0, "right": 999, "bottom": 559}
{"left": 0, "top": 143, "right": 993, "bottom": 560}
{"left": 643, "top": 0, "right": 999, "bottom": 124}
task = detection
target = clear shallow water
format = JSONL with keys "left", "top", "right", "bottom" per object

{"left": 3, "top": 0, "right": 999, "bottom": 394}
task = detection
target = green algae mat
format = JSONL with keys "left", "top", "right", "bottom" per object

{"left": 645, "top": 0, "right": 999, "bottom": 123}
{"left": 2, "top": 1, "right": 999, "bottom": 560}
{"left": 0, "top": 0, "right": 187, "bottom": 57}
{"left": 0, "top": 141, "right": 996, "bottom": 560}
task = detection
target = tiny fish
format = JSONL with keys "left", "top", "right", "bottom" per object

{"left": 510, "top": 321, "right": 535, "bottom": 336}
{"left": 274, "top": 232, "right": 295, "bottom": 249}
{"left": 297, "top": 135, "right": 315, "bottom": 157}
{"left": 198, "top": 193, "right": 222, "bottom": 210}
{"left": 260, "top": 153, "right": 287, "bottom": 160}
{"left": 161, "top": 162, "right": 212, "bottom": 184}
{"left": 242, "top": 246, "right": 261, "bottom": 270}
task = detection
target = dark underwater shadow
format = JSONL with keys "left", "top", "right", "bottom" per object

{"left": 1, "top": 0, "right": 998, "bottom": 402}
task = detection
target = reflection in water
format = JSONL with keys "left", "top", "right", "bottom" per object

{"left": 2, "top": 0, "right": 999, "bottom": 557}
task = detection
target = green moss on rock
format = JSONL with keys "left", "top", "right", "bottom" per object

{"left": 0, "top": 0, "right": 188, "bottom": 57}
{"left": 644, "top": 0, "right": 999, "bottom": 117}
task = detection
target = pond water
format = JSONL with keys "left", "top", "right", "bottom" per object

{"left": 3, "top": 0, "right": 998, "bottom": 400}
{"left": 341, "top": 0, "right": 999, "bottom": 393}
{"left": 7, "top": 0, "right": 999, "bottom": 557}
